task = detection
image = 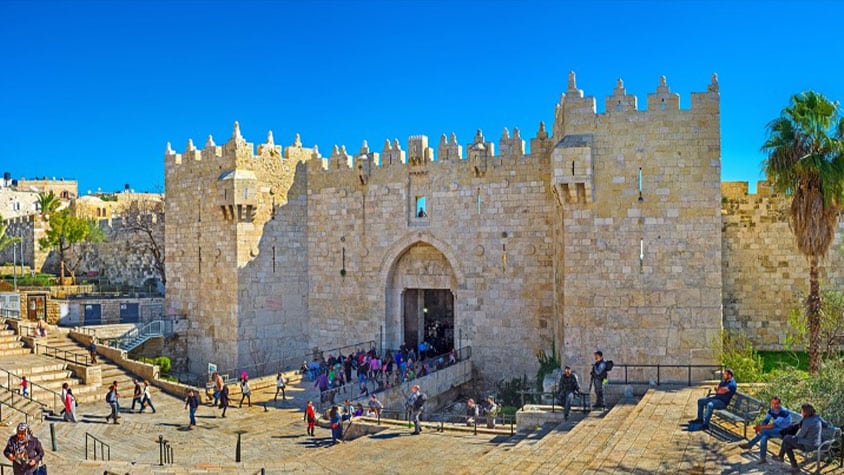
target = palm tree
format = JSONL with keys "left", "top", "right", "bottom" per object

{"left": 762, "top": 91, "right": 844, "bottom": 373}
{"left": 37, "top": 191, "right": 60, "bottom": 217}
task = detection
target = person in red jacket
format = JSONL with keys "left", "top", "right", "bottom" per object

{"left": 304, "top": 400, "right": 316, "bottom": 436}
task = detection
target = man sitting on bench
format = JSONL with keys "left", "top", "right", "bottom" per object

{"left": 739, "top": 395, "right": 792, "bottom": 464}
{"left": 688, "top": 368, "right": 736, "bottom": 430}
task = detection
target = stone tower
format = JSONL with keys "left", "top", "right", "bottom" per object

{"left": 164, "top": 124, "right": 315, "bottom": 375}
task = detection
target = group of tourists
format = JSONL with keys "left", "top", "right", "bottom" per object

{"left": 307, "top": 344, "right": 458, "bottom": 405}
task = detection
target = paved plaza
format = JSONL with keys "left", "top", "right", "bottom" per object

{"left": 18, "top": 379, "right": 839, "bottom": 474}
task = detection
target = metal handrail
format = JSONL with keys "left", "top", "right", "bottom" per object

{"left": 213, "top": 339, "right": 379, "bottom": 385}
{"left": 38, "top": 343, "right": 90, "bottom": 366}
{"left": 607, "top": 364, "right": 724, "bottom": 386}
{"left": 85, "top": 432, "right": 111, "bottom": 461}
{"left": 106, "top": 318, "right": 176, "bottom": 351}
{"left": 516, "top": 390, "right": 593, "bottom": 413}
{"left": 0, "top": 398, "right": 31, "bottom": 426}
{"left": 0, "top": 366, "right": 62, "bottom": 414}
{"left": 0, "top": 309, "right": 20, "bottom": 319}
{"left": 372, "top": 406, "right": 516, "bottom": 436}
{"left": 0, "top": 384, "right": 48, "bottom": 413}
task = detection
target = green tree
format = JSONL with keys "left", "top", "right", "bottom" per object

{"left": 786, "top": 289, "right": 844, "bottom": 360}
{"left": 762, "top": 91, "right": 844, "bottom": 373}
{"left": 37, "top": 191, "right": 60, "bottom": 216}
{"left": 38, "top": 209, "right": 105, "bottom": 281}
{"left": 0, "top": 214, "right": 22, "bottom": 253}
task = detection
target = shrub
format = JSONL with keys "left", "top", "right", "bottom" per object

{"left": 759, "top": 357, "right": 844, "bottom": 427}
{"left": 714, "top": 331, "right": 764, "bottom": 383}
{"left": 496, "top": 375, "right": 533, "bottom": 407}
{"left": 535, "top": 340, "right": 561, "bottom": 391}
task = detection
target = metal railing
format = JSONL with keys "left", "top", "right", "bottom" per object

{"left": 0, "top": 461, "right": 13, "bottom": 475}
{"left": 517, "top": 390, "right": 591, "bottom": 414}
{"left": 85, "top": 432, "right": 111, "bottom": 461}
{"left": 315, "top": 346, "right": 472, "bottom": 413}
{"left": 0, "top": 366, "right": 62, "bottom": 414}
{"left": 0, "top": 385, "right": 48, "bottom": 416}
{"left": 607, "top": 364, "right": 724, "bottom": 386}
{"left": 106, "top": 318, "right": 177, "bottom": 352}
{"left": 0, "top": 309, "right": 20, "bottom": 319}
{"left": 204, "top": 340, "right": 380, "bottom": 387}
{"left": 372, "top": 406, "right": 516, "bottom": 436}
{"left": 0, "top": 399, "right": 30, "bottom": 426}
{"left": 37, "top": 343, "right": 90, "bottom": 366}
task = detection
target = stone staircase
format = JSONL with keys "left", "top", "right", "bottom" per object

{"left": 0, "top": 328, "right": 32, "bottom": 357}
{"left": 36, "top": 332, "right": 158, "bottom": 404}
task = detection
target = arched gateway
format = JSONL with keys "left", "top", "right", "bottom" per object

{"left": 382, "top": 237, "right": 462, "bottom": 355}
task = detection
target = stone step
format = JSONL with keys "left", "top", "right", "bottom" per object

{"left": 0, "top": 341, "right": 26, "bottom": 350}
{"left": 0, "top": 334, "right": 22, "bottom": 344}
{"left": 0, "top": 348, "right": 32, "bottom": 358}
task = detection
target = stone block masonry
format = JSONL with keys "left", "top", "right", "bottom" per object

{"left": 164, "top": 72, "right": 723, "bottom": 382}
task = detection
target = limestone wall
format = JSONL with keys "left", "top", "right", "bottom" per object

{"left": 554, "top": 73, "right": 723, "bottom": 369}
{"left": 721, "top": 181, "right": 844, "bottom": 348}
{"left": 165, "top": 128, "right": 312, "bottom": 375}
{"left": 163, "top": 74, "right": 725, "bottom": 383}
{"left": 305, "top": 143, "right": 554, "bottom": 381}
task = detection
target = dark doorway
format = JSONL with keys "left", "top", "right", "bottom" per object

{"left": 402, "top": 289, "right": 453, "bottom": 355}
{"left": 26, "top": 295, "right": 46, "bottom": 321}
{"left": 84, "top": 304, "right": 102, "bottom": 325}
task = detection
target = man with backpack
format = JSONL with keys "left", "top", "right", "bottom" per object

{"left": 407, "top": 384, "right": 426, "bottom": 435}
{"left": 590, "top": 351, "right": 612, "bottom": 409}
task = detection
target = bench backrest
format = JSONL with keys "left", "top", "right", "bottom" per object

{"left": 727, "top": 392, "right": 764, "bottom": 418}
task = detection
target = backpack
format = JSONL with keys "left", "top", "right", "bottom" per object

{"left": 105, "top": 390, "right": 114, "bottom": 403}
{"left": 605, "top": 360, "right": 614, "bottom": 372}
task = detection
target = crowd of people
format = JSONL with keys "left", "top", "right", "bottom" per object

{"left": 305, "top": 343, "right": 459, "bottom": 406}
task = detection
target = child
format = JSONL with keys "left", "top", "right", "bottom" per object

{"left": 20, "top": 377, "right": 28, "bottom": 397}
{"left": 304, "top": 400, "right": 316, "bottom": 436}
{"left": 239, "top": 377, "right": 251, "bottom": 408}
{"left": 329, "top": 406, "right": 342, "bottom": 444}
{"left": 184, "top": 389, "right": 199, "bottom": 429}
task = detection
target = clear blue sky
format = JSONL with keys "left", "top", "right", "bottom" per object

{"left": 2, "top": 1, "right": 843, "bottom": 195}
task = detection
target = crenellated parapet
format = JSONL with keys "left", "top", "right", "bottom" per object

{"left": 551, "top": 72, "right": 721, "bottom": 205}
{"left": 498, "top": 127, "right": 525, "bottom": 159}
{"left": 437, "top": 133, "right": 462, "bottom": 161}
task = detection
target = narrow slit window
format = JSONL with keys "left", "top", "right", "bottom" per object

{"left": 415, "top": 196, "right": 427, "bottom": 218}
{"left": 639, "top": 239, "right": 644, "bottom": 272}
{"left": 477, "top": 188, "right": 482, "bottom": 215}
{"left": 660, "top": 98, "right": 666, "bottom": 111}
{"left": 616, "top": 100, "right": 622, "bottom": 112}
{"left": 272, "top": 245, "right": 276, "bottom": 273}
{"left": 638, "top": 167, "right": 644, "bottom": 202}
{"left": 571, "top": 161, "right": 575, "bottom": 176}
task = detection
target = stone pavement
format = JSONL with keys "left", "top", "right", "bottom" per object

{"left": 21, "top": 382, "right": 843, "bottom": 474}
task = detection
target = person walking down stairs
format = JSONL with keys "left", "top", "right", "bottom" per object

{"left": 131, "top": 380, "right": 142, "bottom": 413}
{"left": 105, "top": 381, "right": 120, "bottom": 424}
{"left": 239, "top": 378, "right": 251, "bottom": 408}
{"left": 63, "top": 388, "right": 77, "bottom": 423}
{"left": 140, "top": 380, "right": 156, "bottom": 413}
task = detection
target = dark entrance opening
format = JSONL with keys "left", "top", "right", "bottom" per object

{"left": 402, "top": 289, "right": 453, "bottom": 356}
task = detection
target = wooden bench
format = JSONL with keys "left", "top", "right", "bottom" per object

{"left": 706, "top": 389, "right": 764, "bottom": 438}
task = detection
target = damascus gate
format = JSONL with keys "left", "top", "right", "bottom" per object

{"left": 164, "top": 72, "right": 724, "bottom": 381}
